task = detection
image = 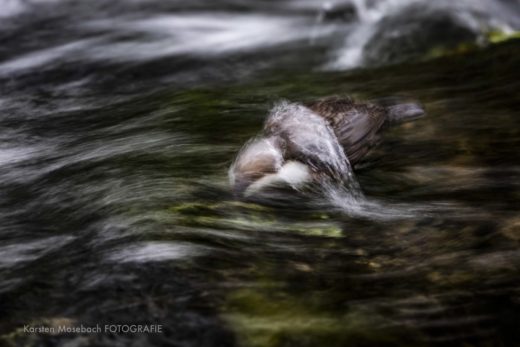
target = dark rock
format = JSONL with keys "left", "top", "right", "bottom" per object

{"left": 363, "top": 4, "right": 479, "bottom": 66}
{"left": 321, "top": 2, "right": 358, "bottom": 23}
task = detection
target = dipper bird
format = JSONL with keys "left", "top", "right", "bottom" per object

{"left": 229, "top": 96, "right": 424, "bottom": 197}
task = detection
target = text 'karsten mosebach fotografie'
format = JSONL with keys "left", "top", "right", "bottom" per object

{"left": 23, "top": 324, "right": 163, "bottom": 334}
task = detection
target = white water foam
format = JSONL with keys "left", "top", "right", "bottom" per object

{"left": 108, "top": 241, "right": 205, "bottom": 263}
{"left": 0, "top": 0, "right": 63, "bottom": 18}
{"left": 319, "top": 182, "right": 483, "bottom": 221}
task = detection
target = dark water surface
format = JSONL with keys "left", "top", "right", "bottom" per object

{"left": 1, "top": 1, "right": 520, "bottom": 346}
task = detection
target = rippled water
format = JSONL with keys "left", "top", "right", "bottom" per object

{"left": 1, "top": 1, "right": 520, "bottom": 346}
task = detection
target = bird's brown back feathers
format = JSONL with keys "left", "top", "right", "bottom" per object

{"left": 306, "top": 96, "right": 387, "bottom": 164}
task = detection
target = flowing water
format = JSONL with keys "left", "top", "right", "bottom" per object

{"left": 1, "top": 0, "right": 520, "bottom": 346}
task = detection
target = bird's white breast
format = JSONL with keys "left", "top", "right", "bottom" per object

{"left": 244, "top": 160, "right": 311, "bottom": 196}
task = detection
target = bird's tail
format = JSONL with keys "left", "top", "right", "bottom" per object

{"left": 385, "top": 102, "right": 426, "bottom": 125}
{"left": 372, "top": 96, "right": 426, "bottom": 125}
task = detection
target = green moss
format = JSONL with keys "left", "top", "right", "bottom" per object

{"left": 168, "top": 201, "right": 342, "bottom": 237}
{"left": 224, "top": 288, "right": 425, "bottom": 347}
{"left": 169, "top": 201, "right": 271, "bottom": 215}
{"left": 487, "top": 29, "right": 520, "bottom": 44}
{"left": 293, "top": 226, "right": 342, "bottom": 238}
{"left": 426, "top": 42, "right": 478, "bottom": 59}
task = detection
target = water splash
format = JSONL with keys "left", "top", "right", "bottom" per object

{"left": 319, "top": 181, "right": 485, "bottom": 221}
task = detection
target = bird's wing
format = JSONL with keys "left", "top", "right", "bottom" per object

{"left": 307, "top": 97, "right": 386, "bottom": 164}
{"left": 264, "top": 102, "right": 351, "bottom": 181}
